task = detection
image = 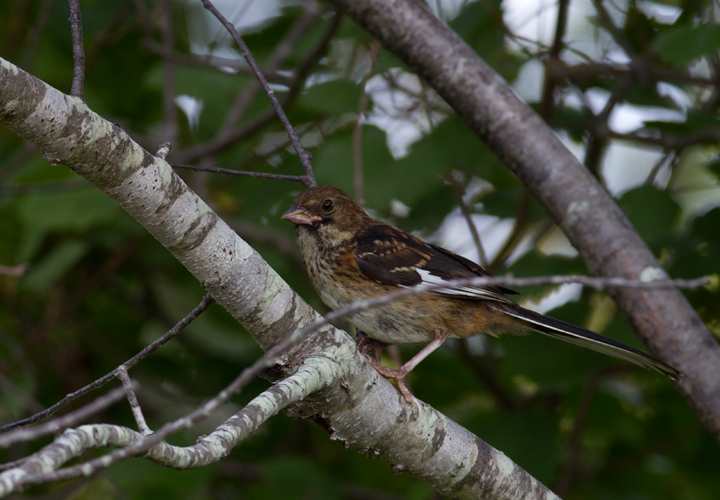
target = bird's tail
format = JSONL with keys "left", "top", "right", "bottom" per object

{"left": 497, "top": 304, "right": 681, "bottom": 380}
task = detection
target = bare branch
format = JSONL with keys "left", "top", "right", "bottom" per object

{"left": 67, "top": 0, "right": 85, "bottom": 99}
{"left": 487, "top": 190, "right": 531, "bottom": 270}
{"left": 0, "top": 385, "right": 135, "bottom": 448}
{"left": 143, "top": 40, "right": 278, "bottom": 76}
{"left": 117, "top": 368, "right": 150, "bottom": 434}
{"left": 175, "top": 12, "right": 341, "bottom": 164}
{"left": 449, "top": 173, "right": 487, "bottom": 267}
{"left": 600, "top": 127, "right": 720, "bottom": 149}
{"left": 589, "top": 0, "right": 638, "bottom": 63}
{"left": 538, "top": 0, "right": 569, "bottom": 120}
{"left": 200, "top": 0, "right": 316, "bottom": 187}
{"left": 0, "top": 293, "right": 214, "bottom": 433}
{"left": 171, "top": 162, "right": 307, "bottom": 184}
{"left": 219, "top": 1, "right": 322, "bottom": 131}
{"left": 548, "top": 61, "right": 719, "bottom": 87}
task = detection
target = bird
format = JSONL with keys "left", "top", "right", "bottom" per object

{"left": 281, "top": 185, "right": 681, "bottom": 402}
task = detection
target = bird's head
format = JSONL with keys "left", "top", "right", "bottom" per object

{"left": 282, "top": 185, "right": 371, "bottom": 246}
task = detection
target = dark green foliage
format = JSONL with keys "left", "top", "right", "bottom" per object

{"left": 617, "top": 185, "right": 680, "bottom": 253}
{"left": 653, "top": 23, "right": 720, "bottom": 67}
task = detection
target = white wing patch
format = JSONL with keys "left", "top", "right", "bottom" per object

{"left": 411, "top": 269, "right": 503, "bottom": 300}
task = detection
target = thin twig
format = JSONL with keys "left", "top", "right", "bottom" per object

{"left": 201, "top": 0, "right": 316, "bottom": 187}
{"left": 117, "top": 367, "right": 150, "bottom": 434}
{"left": 219, "top": 1, "right": 322, "bottom": 131}
{"left": 0, "top": 293, "right": 215, "bottom": 433}
{"left": 590, "top": 0, "right": 638, "bottom": 64}
{"left": 310, "top": 275, "right": 711, "bottom": 326}
{"left": 0, "top": 385, "right": 135, "bottom": 448}
{"left": 144, "top": 40, "right": 276, "bottom": 75}
{"left": 449, "top": 173, "right": 487, "bottom": 267}
{"left": 645, "top": 150, "right": 677, "bottom": 186}
{"left": 599, "top": 127, "right": 720, "bottom": 149}
{"left": 0, "top": 458, "right": 27, "bottom": 473}
{"left": 67, "top": 0, "right": 85, "bottom": 99}
{"left": 548, "top": 61, "right": 719, "bottom": 87}
{"left": 176, "top": 12, "right": 341, "bottom": 164}
{"left": 488, "top": 190, "right": 531, "bottom": 271}
{"left": 130, "top": 0, "right": 153, "bottom": 37}
{"left": 171, "top": 163, "right": 308, "bottom": 183}
{"left": 538, "top": 0, "right": 569, "bottom": 121}
{"left": 584, "top": 79, "right": 632, "bottom": 177}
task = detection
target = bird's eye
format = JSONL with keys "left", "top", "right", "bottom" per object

{"left": 321, "top": 199, "right": 334, "bottom": 212}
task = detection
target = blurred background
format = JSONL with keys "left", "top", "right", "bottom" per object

{"left": 1, "top": 0, "right": 719, "bottom": 498}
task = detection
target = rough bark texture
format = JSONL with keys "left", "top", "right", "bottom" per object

{"left": 327, "top": 0, "right": 720, "bottom": 442}
{"left": 0, "top": 57, "right": 559, "bottom": 499}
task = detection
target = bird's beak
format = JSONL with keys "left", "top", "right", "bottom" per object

{"left": 281, "top": 204, "right": 322, "bottom": 226}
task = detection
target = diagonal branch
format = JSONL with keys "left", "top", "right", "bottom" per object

{"left": 174, "top": 11, "right": 341, "bottom": 165}
{"left": 0, "top": 293, "right": 215, "bottom": 433}
{"left": 200, "top": 0, "right": 316, "bottom": 186}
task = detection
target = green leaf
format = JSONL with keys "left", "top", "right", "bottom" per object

{"left": 653, "top": 24, "right": 720, "bottom": 67}
{"left": 21, "top": 239, "right": 88, "bottom": 292}
{"left": 17, "top": 188, "right": 120, "bottom": 233}
{"left": 704, "top": 159, "right": 720, "bottom": 179}
{"left": 617, "top": 185, "right": 679, "bottom": 251}
{"left": 299, "top": 79, "right": 363, "bottom": 114}
{"left": 0, "top": 206, "right": 22, "bottom": 264}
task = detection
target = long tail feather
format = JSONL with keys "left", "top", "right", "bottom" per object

{"left": 499, "top": 305, "right": 681, "bottom": 380}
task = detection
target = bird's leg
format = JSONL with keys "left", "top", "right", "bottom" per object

{"left": 361, "top": 331, "right": 450, "bottom": 403}
{"left": 355, "top": 330, "right": 387, "bottom": 362}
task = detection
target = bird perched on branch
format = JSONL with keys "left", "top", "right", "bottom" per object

{"left": 282, "top": 185, "right": 680, "bottom": 402}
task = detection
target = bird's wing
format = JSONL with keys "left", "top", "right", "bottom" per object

{"left": 354, "top": 223, "right": 516, "bottom": 304}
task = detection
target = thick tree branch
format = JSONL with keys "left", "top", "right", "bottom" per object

{"left": 327, "top": 0, "right": 720, "bottom": 443}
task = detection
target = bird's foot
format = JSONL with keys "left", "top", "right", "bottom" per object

{"left": 359, "top": 332, "right": 449, "bottom": 404}
{"left": 355, "top": 331, "right": 387, "bottom": 362}
{"left": 361, "top": 355, "right": 416, "bottom": 403}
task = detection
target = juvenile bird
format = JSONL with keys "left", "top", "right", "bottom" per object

{"left": 282, "top": 185, "right": 680, "bottom": 401}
